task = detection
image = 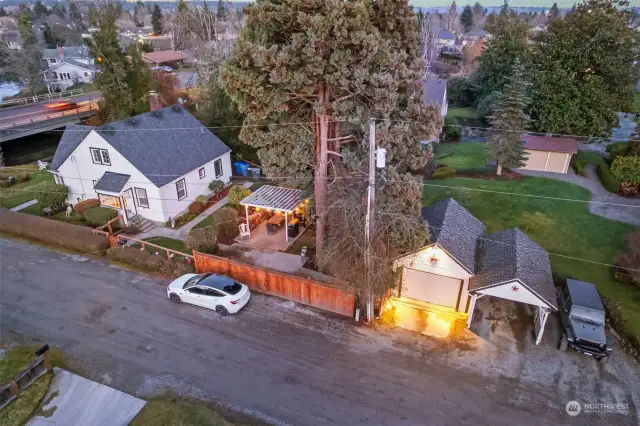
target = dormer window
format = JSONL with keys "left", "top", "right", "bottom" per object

{"left": 90, "top": 148, "right": 111, "bottom": 165}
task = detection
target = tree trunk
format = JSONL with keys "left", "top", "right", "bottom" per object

{"left": 496, "top": 161, "right": 502, "bottom": 176}
{"left": 314, "top": 83, "right": 329, "bottom": 269}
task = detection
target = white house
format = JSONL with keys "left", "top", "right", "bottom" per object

{"left": 50, "top": 105, "right": 233, "bottom": 225}
{"left": 392, "top": 198, "right": 558, "bottom": 345}
{"left": 436, "top": 30, "right": 456, "bottom": 47}
{"left": 42, "top": 46, "right": 96, "bottom": 91}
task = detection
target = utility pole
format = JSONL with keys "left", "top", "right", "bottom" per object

{"left": 364, "top": 119, "right": 376, "bottom": 322}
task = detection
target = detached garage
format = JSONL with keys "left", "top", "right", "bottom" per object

{"left": 521, "top": 135, "right": 578, "bottom": 174}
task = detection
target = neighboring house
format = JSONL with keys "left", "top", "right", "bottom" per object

{"left": 393, "top": 198, "right": 557, "bottom": 344}
{"left": 422, "top": 78, "right": 448, "bottom": 142}
{"left": 50, "top": 105, "right": 233, "bottom": 225}
{"left": 142, "top": 50, "right": 189, "bottom": 68}
{"left": 462, "top": 29, "right": 490, "bottom": 46}
{"left": 436, "top": 30, "right": 456, "bottom": 47}
{"left": 0, "top": 29, "right": 21, "bottom": 50}
{"left": 143, "top": 35, "right": 174, "bottom": 51}
{"left": 42, "top": 46, "right": 95, "bottom": 91}
{"left": 519, "top": 135, "right": 577, "bottom": 174}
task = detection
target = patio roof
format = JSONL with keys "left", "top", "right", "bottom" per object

{"left": 240, "top": 185, "right": 305, "bottom": 212}
{"left": 94, "top": 172, "right": 130, "bottom": 193}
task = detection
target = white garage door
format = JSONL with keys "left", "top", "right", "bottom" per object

{"left": 402, "top": 268, "right": 462, "bottom": 309}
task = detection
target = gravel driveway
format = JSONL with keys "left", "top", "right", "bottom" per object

{"left": 1, "top": 239, "right": 639, "bottom": 425}
{"left": 518, "top": 165, "right": 640, "bottom": 226}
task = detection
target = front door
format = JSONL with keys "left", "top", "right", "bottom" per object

{"left": 122, "top": 188, "right": 137, "bottom": 220}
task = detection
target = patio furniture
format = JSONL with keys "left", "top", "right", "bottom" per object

{"left": 239, "top": 223, "right": 250, "bottom": 240}
{"left": 37, "top": 160, "right": 48, "bottom": 170}
{"left": 266, "top": 214, "right": 286, "bottom": 235}
{"left": 287, "top": 218, "right": 299, "bottom": 238}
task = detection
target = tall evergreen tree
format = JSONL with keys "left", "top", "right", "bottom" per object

{"left": 486, "top": 60, "right": 529, "bottom": 176}
{"left": 471, "top": 1, "right": 530, "bottom": 97}
{"left": 472, "top": 2, "right": 484, "bottom": 18}
{"left": 43, "top": 23, "right": 63, "bottom": 48}
{"left": 0, "top": 8, "right": 7, "bottom": 18}
{"left": 549, "top": 2, "right": 560, "bottom": 20}
{"left": 33, "top": 0, "right": 49, "bottom": 20}
{"left": 18, "top": 12, "right": 35, "bottom": 47}
{"left": 447, "top": 0, "right": 457, "bottom": 31}
{"left": 69, "top": 1, "right": 83, "bottom": 29}
{"left": 216, "top": 0, "right": 225, "bottom": 20}
{"left": 530, "top": 0, "right": 639, "bottom": 136}
{"left": 203, "top": 0, "right": 210, "bottom": 13}
{"left": 177, "top": 0, "right": 188, "bottom": 14}
{"left": 460, "top": 5, "right": 474, "bottom": 32}
{"left": 151, "top": 4, "right": 163, "bottom": 34}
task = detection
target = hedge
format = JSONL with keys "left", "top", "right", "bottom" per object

{"left": 432, "top": 167, "right": 456, "bottom": 179}
{"left": 572, "top": 159, "right": 585, "bottom": 175}
{"left": 83, "top": 206, "right": 118, "bottom": 227}
{"left": 74, "top": 198, "right": 100, "bottom": 216}
{"left": 0, "top": 208, "right": 109, "bottom": 252}
{"left": 611, "top": 155, "right": 640, "bottom": 185}
{"left": 36, "top": 183, "right": 68, "bottom": 209}
{"left": 597, "top": 163, "right": 621, "bottom": 194}
{"left": 107, "top": 246, "right": 195, "bottom": 277}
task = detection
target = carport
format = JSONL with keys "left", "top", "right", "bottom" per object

{"left": 466, "top": 229, "right": 558, "bottom": 345}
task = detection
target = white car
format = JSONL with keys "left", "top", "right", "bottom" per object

{"left": 167, "top": 273, "right": 251, "bottom": 316}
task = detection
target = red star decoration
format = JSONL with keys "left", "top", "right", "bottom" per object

{"left": 511, "top": 285, "right": 519, "bottom": 292}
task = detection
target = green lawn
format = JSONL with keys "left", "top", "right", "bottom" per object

{"left": 0, "top": 345, "right": 64, "bottom": 426}
{"left": 0, "top": 169, "right": 53, "bottom": 209}
{"left": 131, "top": 237, "right": 190, "bottom": 254}
{"left": 447, "top": 107, "right": 478, "bottom": 119}
{"left": 422, "top": 176, "right": 639, "bottom": 341}
{"left": 633, "top": 90, "right": 639, "bottom": 113}
{"left": 434, "top": 142, "right": 488, "bottom": 169}
{"left": 130, "top": 398, "right": 235, "bottom": 426}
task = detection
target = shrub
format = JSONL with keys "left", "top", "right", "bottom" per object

{"left": 211, "top": 207, "right": 239, "bottom": 240}
{"left": 227, "top": 184, "right": 252, "bottom": 206}
{"left": 432, "top": 167, "right": 456, "bottom": 179}
{"left": 188, "top": 201, "right": 206, "bottom": 215}
{"left": 597, "top": 163, "right": 621, "bottom": 193}
{"left": 447, "top": 77, "right": 476, "bottom": 107}
{"left": 83, "top": 206, "right": 118, "bottom": 227}
{"left": 186, "top": 227, "right": 218, "bottom": 254}
{"left": 36, "top": 183, "right": 68, "bottom": 209}
{"left": 196, "top": 195, "right": 209, "bottom": 204}
{"left": 572, "top": 159, "right": 585, "bottom": 175}
{"left": 107, "top": 246, "right": 195, "bottom": 277}
{"left": 208, "top": 180, "right": 225, "bottom": 194}
{"left": 615, "top": 227, "right": 640, "bottom": 287}
{"left": 0, "top": 209, "right": 109, "bottom": 252}
{"left": 441, "top": 116, "right": 461, "bottom": 142}
{"left": 611, "top": 156, "right": 640, "bottom": 184}
{"left": 574, "top": 150, "right": 604, "bottom": 166}
{"left": 476, "top": 91, "right": 501, "bottom": 122}
{"left": 167, "top": 211, "right": 198, "bottom": 228}
{"left": 74, "top": 198, "right": 100, "bottom": 216}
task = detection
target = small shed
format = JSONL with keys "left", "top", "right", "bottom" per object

{"left": 521, "top": 135, "right": 578, "bottom": 174}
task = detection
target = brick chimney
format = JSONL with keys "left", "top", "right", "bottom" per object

{"left": 148, "top": 91, "right": 162, "bottom": 111}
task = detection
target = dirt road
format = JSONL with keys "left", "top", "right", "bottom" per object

{"left": 1, "top": 239, "right": 638, "bottom": 425}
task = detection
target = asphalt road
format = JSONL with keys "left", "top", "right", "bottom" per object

{"left": 0, "top": 239, "right": 637, "bottom": 426}
{"left": 0, "top": 94, "right": 99, "bottom": 126}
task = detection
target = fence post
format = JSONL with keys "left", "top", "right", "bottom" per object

{"left": 226, "top": 258, "right": 231, "bottom": 276}
{"left": 9, "top": 379, "right": 19, "bottom": 397}
{"left": 108, "top": 223, "right": 113, "bottom": 235}
{"left": 166, "top": 249, "right": 171, "bottom": 260}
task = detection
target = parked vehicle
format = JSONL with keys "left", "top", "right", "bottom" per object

{"left": 167, "top": 273, "right": 251, "bottom": 316}
{"left": 557, "top": 279, "right": 611, "bottom": 363}
{"left": 151, "top": 66, "right": 173, "bottom": 73}
{"left": 44, "top": 100, "right": 78, "bottom": 111}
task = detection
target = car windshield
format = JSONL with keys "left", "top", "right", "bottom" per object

{"left": 182, "top": 274, "right": 209, "bottom": 289}
{"left": 198, "top": 274, "right": 243, "bottom": 295}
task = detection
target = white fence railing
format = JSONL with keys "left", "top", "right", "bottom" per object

{"left": 0, "top": 89, "right": 87, "bottom": 108}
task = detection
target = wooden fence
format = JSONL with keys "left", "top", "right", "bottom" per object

{"left": 0, "top": 345, "right": 52, "bottom": 409}
{"left": 193, "top": 251, "right": 356, "bottom": 317}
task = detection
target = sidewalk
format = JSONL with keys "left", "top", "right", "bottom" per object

{"left": 134, "top": 182, "right": 252, "bottom": 241}
{"left": 10, "top": 199, "right": 37, "bottom": 212}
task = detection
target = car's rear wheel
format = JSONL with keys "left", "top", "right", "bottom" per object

{"left": 597, "top": 356, "right": 610, "bottom": 365}
{"left": 215, "top": 306, "right": 229, "bottom": 316}
{"left": 558, "top": 333, "right": 568, "bottom": 352}
{"left": 169, "top": 293, "right": 182, "bottom": 304}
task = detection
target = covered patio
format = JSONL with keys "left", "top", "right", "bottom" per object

{"left": 94, "top": 172, "right": 136, "bottom": 224}
{"left": 237, "top": 185, "right": 311, "bottom": 252}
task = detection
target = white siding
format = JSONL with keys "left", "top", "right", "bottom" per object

{"left": 395, "top": 244, "right": 474, "bottom": 312}
{"left": 56, "top": 130, "right": 163, "bottom": 222}
{"left": 474, "top": 280, "right": 550, "bottom": 308}
{"left": 158, "top": 152, "right": 232, "bottom": 223}
{"left": 45, "top": 63, "right": 94, "bottom": 90}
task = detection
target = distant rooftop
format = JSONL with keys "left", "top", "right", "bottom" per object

{"left": 422, "top": 79, "right": 447, "bottom": 108}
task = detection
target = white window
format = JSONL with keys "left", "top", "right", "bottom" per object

{"left": 84, "top": 71, "right": 89, "bottom": 77}
{"left": 90, "top": 148, "right": 111, "bottom": 165}
{"left": 92, "top": 180, "right": 97, "bottom": 188}
{"left": 135, "top": 187, "right": 149, "bottom": 208}
{"left": 49, "top": 59, "right": 58, "bottom": 64}
{"left": 198, "top": 167, "right": 205, "bottom": 179}
{"left": 98, "top": 193, "right": 122, "bottom": 209}
{"left": 176, "top": 178, "right": 187, "bottom": 200}
{"left": 214, "top": 159, "right": 223, "bottom": 178}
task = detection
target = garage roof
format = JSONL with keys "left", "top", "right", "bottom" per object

{"left": 522, "top": 135, "right": 577, "bottom": 153}
{"left": 470, "top": 229, "right": 557, "bottom": 310}
{"left": 421, "top": 198, "right": 486, "bottom": 274}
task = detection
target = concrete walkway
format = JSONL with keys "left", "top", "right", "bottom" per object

{"left": 133, "top": 182, "right": 252, "bottom": 241}
{"left": 10, "top": 199, "right": 37, "bottom": 212}
{"left": 28, "top": 368, "right": 146, "bottom": 426}
{"left": 518, "top": 165, "right": 640, "bottom": 225}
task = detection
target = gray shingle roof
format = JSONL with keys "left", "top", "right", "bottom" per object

{"left": 240, "top": 185, "right": 305, "bottom": 212}
{"left": 438, "top": 30, "right": 456, "bottom": 40}
{"left": 566, "top": 279, "right": 604, "bottom": 312}
{"left": 464, "top": 29, "right": 490, "bottom": 38}
{"left": 51, "top": 124, "right": 94, "bottom": 171}
{"left": 43, "top": 46, "right": 91, "bottom": 60}
{"left": 421, "top": 198, "right": 486, "bottom": 274}
{"left": 423, "top": 79, "right": 447, "bottom": 107}
{"left": 94, "top": 172, "right": 131, "bottom": 193}
{"left": 470, "top": 229, "right": 557, "bottom": 310}
{"left": 64, "top": 58, "right": 96, "bottom": 71}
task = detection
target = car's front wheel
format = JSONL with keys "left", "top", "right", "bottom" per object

{"left": 215, "top": 306, "right": 229, "bottom": 316}
{"left": 169, "top": 293, "right": 182, "bottom": 304}
{"left": 558, "top": 333, "right": 568, "bottom": 352}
